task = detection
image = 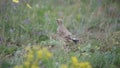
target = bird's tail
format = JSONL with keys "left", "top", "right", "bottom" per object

{"left": 71, "top": 38, "right": 79, "bottom": 44}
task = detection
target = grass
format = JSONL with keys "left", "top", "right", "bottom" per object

{"left": 0, "top": 0, "right": 120, "bottom": 68}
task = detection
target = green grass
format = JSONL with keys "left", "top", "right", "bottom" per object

{"left": 0, "top": 0, "right": 120, "bottom": 68}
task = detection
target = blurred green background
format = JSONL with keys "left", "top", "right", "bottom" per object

{"left": 0, "top": 0, "right": 120, "bottom": 68}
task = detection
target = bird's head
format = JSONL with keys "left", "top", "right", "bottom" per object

{"left": 56, "top": 19, "right": 63, "bottom": 25}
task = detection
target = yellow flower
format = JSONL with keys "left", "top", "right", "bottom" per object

{"left": 37, "top": 50, "right": 43, "bottom": 59}
{"left": 79, "top": 62, "right": 92, "bottom": 68}
{"left": 42, "top": 48, "right": 52, "bottom": 59}
{"left": 12, "top": 0, "right": 19, "bottom": 3}
{"left": 26, "top": 3, "right": 32, "bottom": 9}
{"left": 46, "top": 51, "right": 52, "bottom": 59}
{"left": 71, "top": 56, "right": 79, "bottom": 68}
{"left": 14, "top": 65, "right": 23, "bottom": 68}
{"left": 23, "top": 61, "right": 30, "bottom": 68}
{"left": 31, "top": 64, "right": 39, "bottom": 68}
{"left": 71, "top": 56, "right": 78, "bottom": 64}
{"left": 14, "top": 65, "right": 19, "bottom": 68}
{"left": 60, "top": 64, "right": 68, "bottom": 68}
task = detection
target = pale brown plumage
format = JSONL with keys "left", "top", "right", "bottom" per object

{"left": 56, "top": 19, "right": 79, "bottom": 44}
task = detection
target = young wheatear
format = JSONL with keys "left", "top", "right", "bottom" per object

{"left": 56, "top": 19, "right": 79, "bottom": 44}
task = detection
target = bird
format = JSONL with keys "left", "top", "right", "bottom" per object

{"left": 56, "top": 19, "right": 79, "bottom": 44}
